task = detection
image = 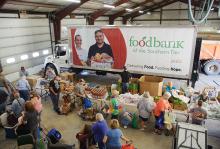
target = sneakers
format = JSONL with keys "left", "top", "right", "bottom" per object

{"left": 140, "top": 128, "right": 145, "bottom": 131}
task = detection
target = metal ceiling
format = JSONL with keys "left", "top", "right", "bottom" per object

{"left": 0, "top": 0, "right": 219, "bottom": 18}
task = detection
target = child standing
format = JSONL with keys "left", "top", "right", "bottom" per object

{"left": 110, "top": 90, "right": 120, "bottom": 119}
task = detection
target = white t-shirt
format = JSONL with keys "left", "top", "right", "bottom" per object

{"left": 77, "top": 48, "right": 87, "bottom": 62}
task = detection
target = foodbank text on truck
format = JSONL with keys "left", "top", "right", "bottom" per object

{"left": 44, "top": 26, "right": 197, "bottom": 79}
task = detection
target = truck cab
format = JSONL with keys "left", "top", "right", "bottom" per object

{"left": 44, "top": 44, "right": 71, "bottom": 75}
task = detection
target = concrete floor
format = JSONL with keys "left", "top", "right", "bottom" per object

{"left": 41, "top": 100, "right": 173, "bottom": 149}
{"left": 0, "top": 72, "right": 220, "bottom": 149}
{"left": 1, "top": 98, "right": 219, "bottom": 149}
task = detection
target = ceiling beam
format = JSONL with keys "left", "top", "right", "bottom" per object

{"left": 54, "top": 0, "right": 90, "bottom": 20}
{"left": 109, "top": 0, "right": 154, "bottom": 24}
{"left": 0, "top": 0, "right": 8, "bottom": 9}
{"left": 53, "top": 0, "right": 90, "bottom": 44}
{"left": 124, "top": 0, "right": 178, "bottom": 21}
{"left": 88, "top": 0, "right": 129, "bottom": 25}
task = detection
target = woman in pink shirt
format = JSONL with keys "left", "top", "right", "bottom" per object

{"left": 154, "top": 92, "right": 172, "bottom": 135}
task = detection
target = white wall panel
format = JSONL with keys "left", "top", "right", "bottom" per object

{"left": 162, "top": 10, "right": 188, "bottom": 19}
{"left": 94, "top": 21, "right": 109, "bottom": 25}
{"left": 135, "top": 12, "right": 160, "bottom": 20}
{"left": 0, "top": 34, "right": 50, "bottom": 49}
{"left": 0, "top": 27, "right": 49, "bottom": 38}
{"left": 0, "top": 18, "right": 51, "bottom": 75}
{"left": 0, "top": 13, "right": 18, "bottom": 18}
{"left": 61, "top": 18, "right": 86, "bottom": 40}
{"left": 3, "top": 56, "right": 46, "bottom": 74}
{"left": 0, "top": 41, "right": 51, "bottom": 57}
{"left": 0, "top": 18, "right": 49, "bottom": 28}
{"left": 133, "top": 21, "right": 160, "bottom": 25}
{"left": 62, "top": 19, "right": 87, "bottom": 26}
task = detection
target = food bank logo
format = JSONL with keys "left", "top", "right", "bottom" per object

{"left": 129, "top": 36, "right": 184, "bottom": 49}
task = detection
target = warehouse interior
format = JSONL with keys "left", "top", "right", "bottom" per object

{"left": 0, "top": 0, "right": 220, "bottom": 149}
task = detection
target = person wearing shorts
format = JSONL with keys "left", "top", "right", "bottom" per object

{"left": 137, "top": 92, "right": 155, "bottom": 131}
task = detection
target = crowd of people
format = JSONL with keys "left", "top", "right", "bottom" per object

{"left": 0, "top": 67, "right": 42, "bottom": 147}
{"left": 0, "top": 65, "right": 209, "bottom": 149}
{"left": 76, "top": 113, "right": 131, "bottom": 149}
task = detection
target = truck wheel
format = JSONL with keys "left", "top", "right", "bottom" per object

{"left": 203, "top": 60, "right": 220, "bottom": 75}
{"left": 44, "top": 63, "right": 58, "bottom": 77}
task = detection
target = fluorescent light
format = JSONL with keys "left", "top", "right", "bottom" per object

{"left": 20, "top": 54, "right": 28, "bottom": 60}
{"left": 43, "top": 49, "right": 49, "bottom": 55}
{"left": 6, "top": 57, "right": 15, "bottom": 64}
{"left": 104, "top": 4, "right": 115, "bottom": 9}
{"left": 139, "top": 10, "right": 144, "bottom": 14}
{"left": 32, "top": 52, "right": 39, "bottom": 57}
{"left": 66, "top": 0, "right": 80, "bottom": 3}
{"left": 126, "top": 8, "right": 133, "bottom": 12}
{"left": 147, "top": 12, "right": 151, "bottom": 15}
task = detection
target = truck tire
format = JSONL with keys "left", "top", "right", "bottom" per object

{"left": 203, "top": 60, "right": 220, "bottom": 75}
{"left": 44, "top": 63, "right": 58, "bottom": 77}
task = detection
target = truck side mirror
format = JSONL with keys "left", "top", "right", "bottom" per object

{"left": 55, "top": 46, "right": 66, "bottom": 57}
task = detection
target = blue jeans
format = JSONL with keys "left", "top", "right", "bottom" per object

{"left": 49, "top": 93, "right": 60, "bottom": 112}
{"left": 122, "top": 82, "right": 128, "bottom": 94}
{"left": 19, "top": 90, "right": 30, "bottom": 101}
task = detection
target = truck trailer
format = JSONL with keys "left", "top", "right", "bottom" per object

{"left": 44, "top": 26, "right": 199, "bottom": 81}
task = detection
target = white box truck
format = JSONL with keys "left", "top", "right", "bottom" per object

{"left": 44, "top": 26, "right": 198, "bottom": 80}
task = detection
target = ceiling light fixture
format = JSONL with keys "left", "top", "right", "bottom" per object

{"left": 126, "top": 8, "right": 133, "bottom": 12}
{"left": 66, "top": 0, "right": 81, "bottom": 3}
{"left": 104, "top": 4, "right": 115, "bottom": 9}
{"left": 139, "top": 10, "right": 144, "bottom": 14}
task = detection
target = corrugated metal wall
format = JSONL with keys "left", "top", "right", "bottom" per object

{"left": 0, "top": 18, "right": 52, "bottom": 75}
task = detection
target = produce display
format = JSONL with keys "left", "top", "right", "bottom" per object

{"left": 118, "top": 93, "right": 142, "bottom": 105}
{"left": 60, "top": 81, "right": 74, "bottom": 93}
{"left": 85, "top": 86, "right": 93, "bottom": 92}
{"left": 91, "top": 86, "right": 107, "bottom": 99}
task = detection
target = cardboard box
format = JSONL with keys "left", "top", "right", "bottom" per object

{"left": 67, "top": 72, "right": 76, "bottom": 82}
{"left": 26, "top": 75, "right": 41, "bottom": 89}
{"left": 60, "top": 72, "right": 69, "bottom": 81}
{"left": 139, "top": 76, "right": 163, "bottom": 96}
{"left": 130, "top": 78, "right": 139, "bottom": 84}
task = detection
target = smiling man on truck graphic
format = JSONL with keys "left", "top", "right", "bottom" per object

{"left": 87, "top": 30, "right": 114, "bottom": 68}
